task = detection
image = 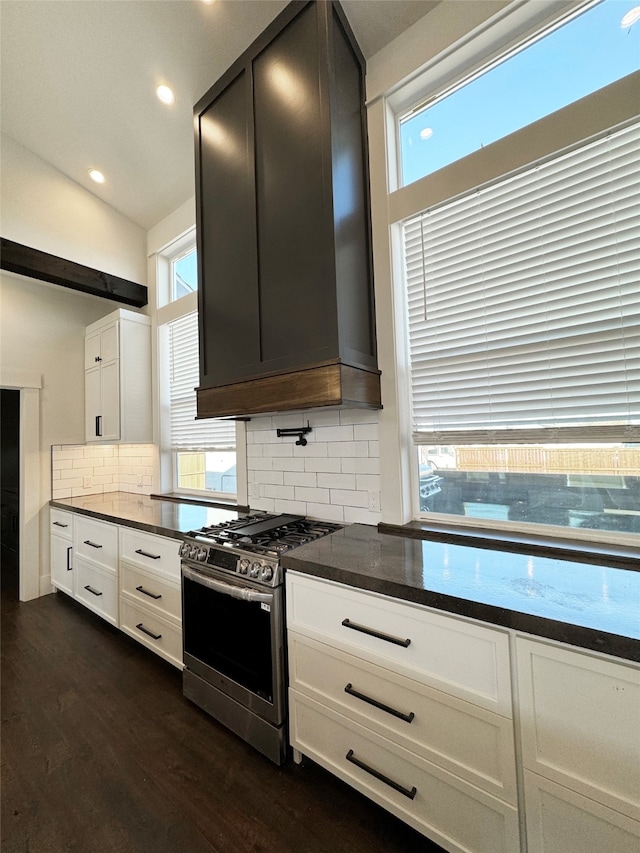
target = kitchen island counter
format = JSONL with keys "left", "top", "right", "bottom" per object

{"left": 282, "top": 523, "right": 640, "bottom": 662}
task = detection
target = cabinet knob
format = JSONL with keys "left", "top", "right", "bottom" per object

{"left": 95, "top": 356, "right": 102, "bottom": 362}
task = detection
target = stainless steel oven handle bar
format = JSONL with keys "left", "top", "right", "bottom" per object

{"left": 182, "top": 565, "right": 274, "bottom": 604}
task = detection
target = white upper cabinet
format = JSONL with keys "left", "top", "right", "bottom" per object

{"left": 84, "top": 308, "right": 152, "bottom": 443}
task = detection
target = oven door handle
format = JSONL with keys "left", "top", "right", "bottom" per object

{"left": 182, "top": 565, "right": 274, "bottom": 604}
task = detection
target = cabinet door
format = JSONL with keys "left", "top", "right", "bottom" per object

{"left": 85, "top": 365, "right": 101, "bottom": 441}
{"left": 85, "top": 330, "right": 101, "bottom": 370}
{"left": 197, "top": 68, "right": 260, "bottom": 388}
{"left": 51, "top": 535, "right": 73, "bottom": 596}
{"left": 99, "top": 359, "right": 120, "bottom": 441}
{"left": 100, "top": 323, "right": 119, "bottom": 363}
{"left": 252, "top": 2, "right": 337, "bottom": 371}
{"left": 524, "top": 771, "right": 640, "bottom": 853}
{"left": 517, "top": 637, "right": 640, "bottom": 821}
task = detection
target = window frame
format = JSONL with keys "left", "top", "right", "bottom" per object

{"left": 372, "top": 0, "right": 640, "bottom": 548}
{"left": 155, "top": 230, "right": 245, "bottom": 503}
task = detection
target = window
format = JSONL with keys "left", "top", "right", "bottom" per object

{"left": 168, "top": 311, "right": 236, "bottom": 497}
{"left": 171, "top": 247, "right": 198, "bottom": 302}
{"left": 399, "top": 0, "right": 640, "bottom": 186}
{"left": 392, "top": 0, "right": 640, "bottom": 542}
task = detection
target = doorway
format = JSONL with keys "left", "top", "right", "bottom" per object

{"left": 1, "top": 389, "right": 20, "bottom": 597}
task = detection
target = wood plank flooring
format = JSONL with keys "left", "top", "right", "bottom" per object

{"left": 1, "top": 581, "right": 444, "bottom": 853}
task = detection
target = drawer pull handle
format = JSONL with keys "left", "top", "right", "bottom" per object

{"left": 53, "top": 521, "right": 69, "bottom": 528}
{"left": 66, "top": 546, "right": 72, "bottom": 572}
{"left": 345, "top": 750, "right": 417, "bottom": 800}
{"left": 344, "top": 683, "right": 415, "bottom": 723}
{"left": 136, "top": 623, "right": 162, "bottom": 641}
{"left": 135, "top": 549, "right": 161, "bottom": 560}
{"left": 83, "top": 540, "right": 103, "bottom": 549}
{"left": 341, "top": 619, "right": 411, "bottom": 648}
{"left": 135, "top": 585, "right": 162, "bottom": 600}
{"left": 84, "top": 584, "right": 103, "bottom": 597}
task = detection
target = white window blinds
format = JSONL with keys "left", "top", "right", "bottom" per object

{"left": 168, "top": 312, "right": 236, "bottom": 450}
{"left": 403, "top": 121, "right": 640, "bottom": 445}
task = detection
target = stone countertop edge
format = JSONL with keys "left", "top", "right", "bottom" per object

{"left": 282, "top": 526, "right": 640, "bottom": 664}
{"left": 50, "top": 498, "right": 187, "bottom": 541}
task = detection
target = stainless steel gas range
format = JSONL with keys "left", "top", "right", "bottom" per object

{"left": 179, "top": 512, "right": 341, "bottom": 764}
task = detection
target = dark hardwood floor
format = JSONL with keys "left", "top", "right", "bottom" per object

{"left": 1, "top": 575, "right": 443, "bottom": 853}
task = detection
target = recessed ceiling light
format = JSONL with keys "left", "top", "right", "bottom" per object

{"left": 88, "top": 169, "right": 105, "bottom": 184}
{"left": 156, "top": 84, "right": 175, "bottom": 105}
{"left": 620, "top": 6, "right": 640, "bottom": 28}
{"left": 420, "top": 127, "right": 434, "bottom": 140}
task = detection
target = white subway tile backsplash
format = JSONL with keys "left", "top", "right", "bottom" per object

{"left": 328, "top": 441, "right": 370, "bottom": 458}
{"left": 294, "top": 486, "right": 331, "bottom": 504}
{"left": 355, "top": 474, "right": 381, "bottom": 492}
{"left": 244, "top": 408, "right": 382, "bottom": 525}
{"left": 263, "top": 484, "right": 296, "bottom": 501}
{"left": 51, "top": 443, "right": 155, "bottom": 499}
{"left": 272, "top": 457, "right": 305, "bottom": 472}
{"left": 330, "top": 489, "right": 368, "bottom": 508}
{"left": 314, "top": 425, "right": 354, "bottom": 443}
{"left": 253, "top": 470, "right": 285, "bottom": 486}
{"left": 341, "top": 457, "right": 380, "bottom": 475}
{"left": 345, "top": 506, "right": 381, "bottom": 524}
{"left": 306, "top": 502, "right": 345, "bottom": 522}
{"left": 303, "top": 457, "right": 341, "bottom": 473}
{"left": 353, "top": 423, "right": 379, "bottom": 442}
{"left": 284, "top": 472, "right": 318, "bottom": 488}
{"left": 317, "top": 472, "right": 356, "bottom": 490}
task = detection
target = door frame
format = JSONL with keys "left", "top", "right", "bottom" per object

{"left": 0, "top": 368, "right": 41, "bottom": 601}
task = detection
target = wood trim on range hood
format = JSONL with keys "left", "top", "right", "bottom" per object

{"left": 196, "top": 362, "right": 382, "bottom": 419}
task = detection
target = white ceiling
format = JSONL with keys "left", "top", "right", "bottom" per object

{"left": 1, "top": 0, "right": 438, "bottom": 232}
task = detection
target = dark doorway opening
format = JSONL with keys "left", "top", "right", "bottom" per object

{"left": 1, "top": 389, "right": 20, "bottom": 598}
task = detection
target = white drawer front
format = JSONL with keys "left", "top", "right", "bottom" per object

{"left": 289, "top": 690, "right": 520, "bottom": 853}
{"left": 75, "top": 517, "right": 118, "bottom": 571}
{"left": 120, "top": 561, "right": 181, "bottom": 624}
{"left": 517, "top": 637, "right": 640, "bottom": 821}
{"left": 119, "top": 598, "right": 183, "bottom": 669}
{"left": 119, "top": 528, "right": 180, "bottom": 580}
{"left": 289, "top": 633, "right": 517, "bottom": 804}
{"left": 74, "top": 557, "right": 118, "bottom": 625}
{"left": 50, "top": 508, "right": 74, "bottom": 540}
{"left": 286, "top": 572, "right": 512, "bottom": 715}
{"left": 524, "top": 771, "right": 640, "bottom": 853}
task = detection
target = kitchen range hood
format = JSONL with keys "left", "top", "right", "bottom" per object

{"left": 194, "top": 0, "right": 380, "bottom": 419}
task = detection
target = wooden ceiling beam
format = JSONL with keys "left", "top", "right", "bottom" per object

{"left": 1, "top": 238, "right": 148, "bottom": 308}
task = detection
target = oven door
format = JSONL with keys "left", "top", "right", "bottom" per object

{"left": 181, "top": 563, "right": 285, "bottom": 726}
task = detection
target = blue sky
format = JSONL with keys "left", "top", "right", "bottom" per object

{"left": 400, "top": 0, "right": 640, "bottom": 185}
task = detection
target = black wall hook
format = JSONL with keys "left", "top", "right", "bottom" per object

{"left": 276, "top": 422, "right": 312, "bottom": 447}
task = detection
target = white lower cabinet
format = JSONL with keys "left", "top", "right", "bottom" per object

{"left": 73, "top": 515, "right": 119, "bottom": 625}
{"left": 50, "top": 508, "right": 183, "bottom": 669}
{"left": 286, "top": 572, "right": 520, "bottom": 853}
{"left": 50, "top": 508, "right": 74, "bottom": 596}
{"left": 118, "top": 528, "right": 182, "bottom": 669}
{"left": 516, "top": 637, "right": 640, "bottom": 852}
{"left": 523, "top": 771, "right": 640, "bottom": 853}
{"left": 74, "top": 556, "right": 118, "bottom": 625}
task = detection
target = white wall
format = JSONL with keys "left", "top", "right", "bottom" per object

{"left": 1, "top": 134, "right": 147, "bottom": 282}
{"left": 0, "top": 135, "right": 148, "bottom": 598}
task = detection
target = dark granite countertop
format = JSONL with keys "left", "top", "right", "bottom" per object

{"left": 50, "top": 492, "right": 240, "bottom": 539}
{"left": 282, "top": 523, "right": 640, "bottom": 662}
{"left": 50, "top": 495, "right": 640, "bottom": 662}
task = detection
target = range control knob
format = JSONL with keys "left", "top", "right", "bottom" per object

{"left": 238, "top": 559, "right": 250, "bottom": 574}
{"left": 196, "top": 548, "right": 207, "bottom": 562}
{"left": 260, "top": 565, "right": 274, "bottom": 583}
{"left": 179, "top": 542, "right": 190, "bottom": 558}
{"left": 250, "top": 562, "right": 262, "bottom": 579}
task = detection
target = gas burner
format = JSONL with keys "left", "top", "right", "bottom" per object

{"left": 181, "top": 512, "right": 342, "bottom": 586}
